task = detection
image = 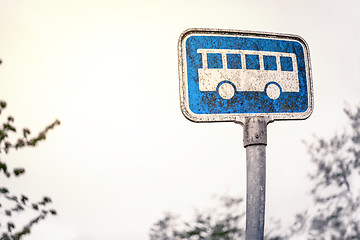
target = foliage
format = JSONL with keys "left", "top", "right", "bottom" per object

{"left": 150, "top": 104, "right": 360, "bottom": 240}
{"left": 0, "top": 100, "right": 60, "bottom": 240}
{"left": 149, "top": 196, "right": 245, "bottom": 240}
{"left": 301, "top": 105, "right": 360, "bottom": 239}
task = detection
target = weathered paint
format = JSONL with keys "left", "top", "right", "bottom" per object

{"left": 178, "top": 28, "right": 313, "bottom": 122}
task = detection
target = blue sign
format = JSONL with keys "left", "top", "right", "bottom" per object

{"left": 178, "top": 29, "right": 313, "bottom": 122}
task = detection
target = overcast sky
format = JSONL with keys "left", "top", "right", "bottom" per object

{"left": 1, "top": 0, "right": 360, "bottom": 239}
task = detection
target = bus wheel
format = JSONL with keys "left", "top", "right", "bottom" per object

{"left": 265, "top": 83, "right": 281, "bottom": 100}
{"left": 218, "top": 82, "right": 235, "bottom": 99}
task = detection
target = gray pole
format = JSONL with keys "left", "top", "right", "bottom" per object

{"left": 242, "top": 117, "right": 271, "bottom": 240}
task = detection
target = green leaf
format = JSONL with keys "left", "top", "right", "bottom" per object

{"left": 0, "top": 101, "right": 7, "bottom": 108}
{"left": 0, "top": 161, "right": 7, "bottom": 171}
{"left": 4, "top": 141, "right": 12, "bottom": 154}
{"left": 7, "top": 116, "right": 14, "bottom": 122}
{"left": 23, "top": 128, "right": 31, "bottom": 138}
{"left": 0, "top": 130, "right": 8, "bottom": 142}
{"left": 3, "top": 123, "right": 16, "bottom": 132}
{"left": 43, "top": 196, "right": 51, "bottom": 203}
{"left": 21, "top": 195, "right": 29, "bottom": 205}
{"left": 0, "top": 162, "right": 11, "bottom": 177}
{"left": 12, "top": 204, "right": 24, "bottom": 212}
{"left": 13, "top": 168, "right": 25, "bottom": 177}
{"left": 38, "top": 132, "right": 46, "bottom": 140}
{"left": 0, "top": 187, "right": 9, "bottom": 194}
{"left": 49, "top": 209, "right": 57, "bottom": 215}
{"left": 0, "top": 233, "right": 11, "bottom": 240}
{"left": 6, "top": 195, "right": 18, "bottom": 202}
{"left": 7, "top": 222, "right": 15, "bottom": 233}
{"left": 27, "top": 138, "right": 37, "bottom": 146}
{"left": 15, "top": 139, "right": 25, "bottom": 149}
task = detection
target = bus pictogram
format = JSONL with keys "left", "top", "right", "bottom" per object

{"left": 197, "top": 49, "right": 299, "bottom": 100}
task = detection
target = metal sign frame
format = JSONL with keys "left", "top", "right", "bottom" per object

{"left": 178, "top": 28, "right": 314, "bottom": 123}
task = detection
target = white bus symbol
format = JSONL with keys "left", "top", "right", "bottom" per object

{"left": 197, "top": 49, "right": 299, "bottom": 100}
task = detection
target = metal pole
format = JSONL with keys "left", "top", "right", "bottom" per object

{"left": 242, "top": 117, "right": 270, "bottom": 240}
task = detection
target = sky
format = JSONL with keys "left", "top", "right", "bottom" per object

{"left": 0, "top": 0, "right": 360, "bottom": 239}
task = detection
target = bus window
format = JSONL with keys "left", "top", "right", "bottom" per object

{"left": 263, "top": 55, "right": 277, "bottom": 71}
{"left": 280, "top": 56, "right": 293, "bottom": 71}
{"left": 207, "top": 53, "right": 223, "bottom": 69}
{"left": 227, "top": 54, "right": 242, "bottom": 69}
{"left": 246, "top": 54, "right": 260, "bottom": 70}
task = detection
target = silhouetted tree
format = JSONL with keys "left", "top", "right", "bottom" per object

{"left": 149, "top": 196, "right": 245, "bottom": 240}
{"left": 300, "top": 105, "right": 360, "bottom": 239}
{"left": 0, "top": 100, "right": 60, "bottom": 240}
{"left": 150, "top": 104, "right": 360, "bottom": 240}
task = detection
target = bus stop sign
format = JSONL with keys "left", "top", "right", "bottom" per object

{"left": 178, "top": 28, "right": 313, "bottom": 122}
